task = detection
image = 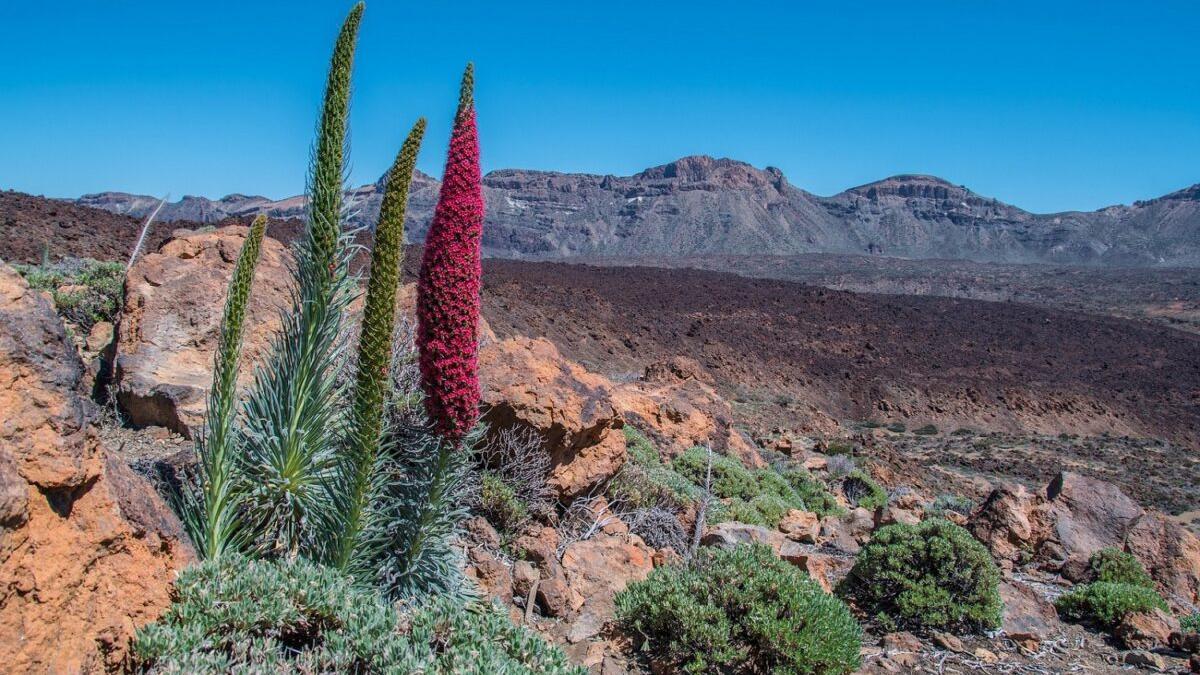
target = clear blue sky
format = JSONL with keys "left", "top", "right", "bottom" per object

{"left": 1, "top": 1, "right": 1197, "bottom": 213}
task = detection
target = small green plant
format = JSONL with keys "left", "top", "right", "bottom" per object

{"left": 673, "top": 446, "right": 758, "bottom": 500}
{"left": 926, "top": 494, "right": 973, "bottom": 518}
{"left": 1181, "top": 612, "right": 1200, "bottom": 634}
{"left": 1088, "top": 548, "right": 1155, "bottom": 589}
{"left": 134, "top": 555, "right": 418, "bottom": 672}
{"left": 842, "top": 470, "right": 887, "bottom": 511}
{"left": 825, "top": 440, "right": 856, "bottom": 455}
{"left": 616, "top": 544, "right": 862, "bottom": 674}
{"left": 15, "top": 257, "right": 124, "bottom": 331}
{"left": 886, "top": 422, "right": 907, "bottom": 433}
{"left": 1055, "top": 582, "right": 1168, "bottom": 629}
{"left": 913, "top": 424, "right": 938, "bottom": 436}
{"left": 609, "top": 428, "right": 703, "bottom": 511}
{"left": 838, "top": 519, "right": 1003, "bottom": 632}
{"left": 673, "top": 447, "right": 841, "bottom": 526}
{"left": 478, "top": 472, "right": 529, "bottom": 534}
{"left": 134, "top": 555, "right": 583, "bottom": 674}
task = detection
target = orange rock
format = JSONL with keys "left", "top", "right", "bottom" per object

{"left": 778, "top": 509, "right": 820, "bottom": 543}
{"left": 0, "top": 264, "right": 192, "bottom": 673}
{"left": 114, "top": 226, "right": 291, "bottom": 435}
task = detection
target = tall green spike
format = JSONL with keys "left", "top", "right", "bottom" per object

{"left": 457, "top": 62, "right": 474, "bottom": 118}
{"left": 334, "top": 118, "right": 427, "bottom": 570}
{"left": 308, "top": 1, "right": 363, "bottom": 274}
{"left": 187, "top": 215, "right": 267, "bottom": 559}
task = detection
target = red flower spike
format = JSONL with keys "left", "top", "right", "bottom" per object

{"left": 416, "top": 64, "right": 483, "bottom": 440}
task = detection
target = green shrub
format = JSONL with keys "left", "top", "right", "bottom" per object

{"left": 135, "top": 555, "right": 582, "bottom": 674}
{"left": 611, "top": 429, "right": 702, "bottom": 510}
{"left": 134, "top": 555, "right": 420, "bottom": 672}
{"left": 1055, "top": 582, "right": 1168, "bottom": 628}
{"left": 913, "top": 424, "right": 938, "bottom": 436}
{"left": 926, "top": 494, "right": 973, "bottom": 518}
{"left": 674, "top": 448, "right": 843, "bottom": 526}
{"left": 781, "top": 468, "right": 844, "bottom": 517}
{"left": 886, "top": 422, "right": 907, "bottom": 433}
{"left": 479, "top": 472, "right": 529, "bottom": 534}
{"left": 842, "top": 470, "right": 887, "bottom": 511}
{"left": 16, "top": 257, "right": 124, "bottom": 331}
{"left": 673, "top": 447, "right": 758, "bottom": 500}
{"left": 616, "top": 544, "right": 862, "bottom": 674}
{"left": 825, "top": 440, "right": 856, "bottom": 455}
{"left": 1182, "top": 612, "right": 1200, "bottom": 634}
{"left": 838, "top": 519, "right": 1002, "bottom": 632}
{"left": 1088, "top": 548, "right": 1155, "bottom": 589}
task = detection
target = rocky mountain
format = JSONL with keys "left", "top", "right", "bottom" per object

{"left": 75, "top": 156, "right": 1200, "bottom": 266}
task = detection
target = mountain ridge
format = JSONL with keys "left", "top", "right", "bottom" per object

{"left": 72, "top": 155, "right": 1200, "bottom": 266}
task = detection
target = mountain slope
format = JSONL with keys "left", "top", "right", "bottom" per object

{"left": 73, "top": 156, "right": 1200, "bottom": 266}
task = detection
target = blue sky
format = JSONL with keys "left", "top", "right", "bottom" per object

{"left": 1, "top": 1, "right": 1197, "bottom": 213}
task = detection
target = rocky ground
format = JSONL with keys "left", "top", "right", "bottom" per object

{"left": 2, "top": 210, "right": 1199, "bottom": 672}
{"left": 594, "top": 253, "right": 1200, "bottom": 335}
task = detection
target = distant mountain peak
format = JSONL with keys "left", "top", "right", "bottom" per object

{"left": 70, "top": 157, "right": 1200, "bottom": 266}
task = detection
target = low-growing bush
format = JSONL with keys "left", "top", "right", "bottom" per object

{"left": 841, "top": 470, "right": 887, "bottom": 511}
{"left": 673, "top": 446, "right": 758, "bottom": 501}
{"left": 838, "top": 519, "right": 1002, "bottom": 632}
{"left": 616, "top": 544, "right": 862, "bottom": 674}
{"left": 1182, "top": 612, "right": 1200, "bottom": 634}
{"left": 134, "top": 555, "right": 420, "bottom": 672}
{"left": 781, "top": 468, "right": 844, "bottom": 517}
{"left": 610, "top": 429, "right": 701, "bottom": 510}
{"left": 826, "top": 455, "right": 856, "bottom": 479}
{"left": 674, "top": 448, "right": 843, "bottom": 527}
{"left": 16, "top": 257, "right": 124, "bottom": 331}
{"left": 886, "top": 422, "right": 907, "bottom": 433}
{"left": 1088, "top": 548, "right": 1155, "bottom": 589}
{"left": 478, "top": 472, "right": 529, "bottom": 534}
{"left": 1055, "top": 582, "right": 1168, "bottom": 628}
{"left": 135, "top": 555, "right": 583, "bottom": 674}
{"left": 926, "top": 494, "right": 973, "bottom": 518}
{"left": 825, "top": 440, "right": 856, "bottom": 455}
{"left": 626, "top": 506, "right": 688, "bottom": 551}
{"left": 913, "top": 424, "right": 938, "bottom": 436}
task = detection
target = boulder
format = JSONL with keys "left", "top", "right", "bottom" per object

{"left": 611, "top": 357, "right": 763, "bottom": 466}
{"left": 560, "top": 534, "right": 654, "bottom": 640}
{"left": 968, "top": 483, "right": 1047, "bottom": 568}
{"left": 998, "top": 579, "right": 1062, "bottom": 643}
{"left": 113, "top": 226, "right": 291, "bottom": 435}
{"left": 1114, "top": 609, "right": 1179, "bottom": 651}
{"left": 701, "top": 521, "right": 786, "bottom": 552}
{"left": 1044, "top": 472, "right": 1144, "bottom": 579}
{"left": 479, "top": 337, "right": 627, "bottom": 499}
{"left": 969, "top": 472, "right": 1200, "bottom": 611}
{"left": 0, "top": 264, "right": 192, "bottom": 673}
{"left": 778, "top": 509, "right": 820, "bottom": 543}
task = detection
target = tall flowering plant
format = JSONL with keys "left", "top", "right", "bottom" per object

{"left": 417, "top": 63, "right": 484, "bottom": 440}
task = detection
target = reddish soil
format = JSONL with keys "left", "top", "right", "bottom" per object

{"left": 478, "top": 261, "right": 1200, "bottom": 450}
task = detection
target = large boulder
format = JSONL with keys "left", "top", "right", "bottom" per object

{"left": 479, "top": 337, "right": 628, "bottom": 500}
{"left": 0, "top": 264, "right": 192, "bottom": 673}
{"left": 114, "top": 226, "right": 291, "bottom": 435}
{"left": 970, "top": 472, "right": 1200, "bottom": 612}
{"left": 559, "top": 534, "right": 655, "bottom": 640}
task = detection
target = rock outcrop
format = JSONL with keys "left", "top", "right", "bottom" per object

{"left": 970, "top": 472, "right": 1200, "bottom": 613}
{"left": 114, "top": 225, "right": 291, "bottom": 435}
{"left": 0, "top": 263, "right": 191, "bottom": 673}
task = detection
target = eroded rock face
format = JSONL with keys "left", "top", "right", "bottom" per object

{"left": 479, "top": 337, "right": 627, "bottom": 500}
{"left": 114, "top": 226, "right": 291, "bottom": 435}
{"left": 479, "top": 337, "right": 763, "bottom": 499}
{"left": 0, "top": 264, "right": 192, "bottom": 673}
{"left": 970, "top": 472, "right": 1200, "bottom": 612}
